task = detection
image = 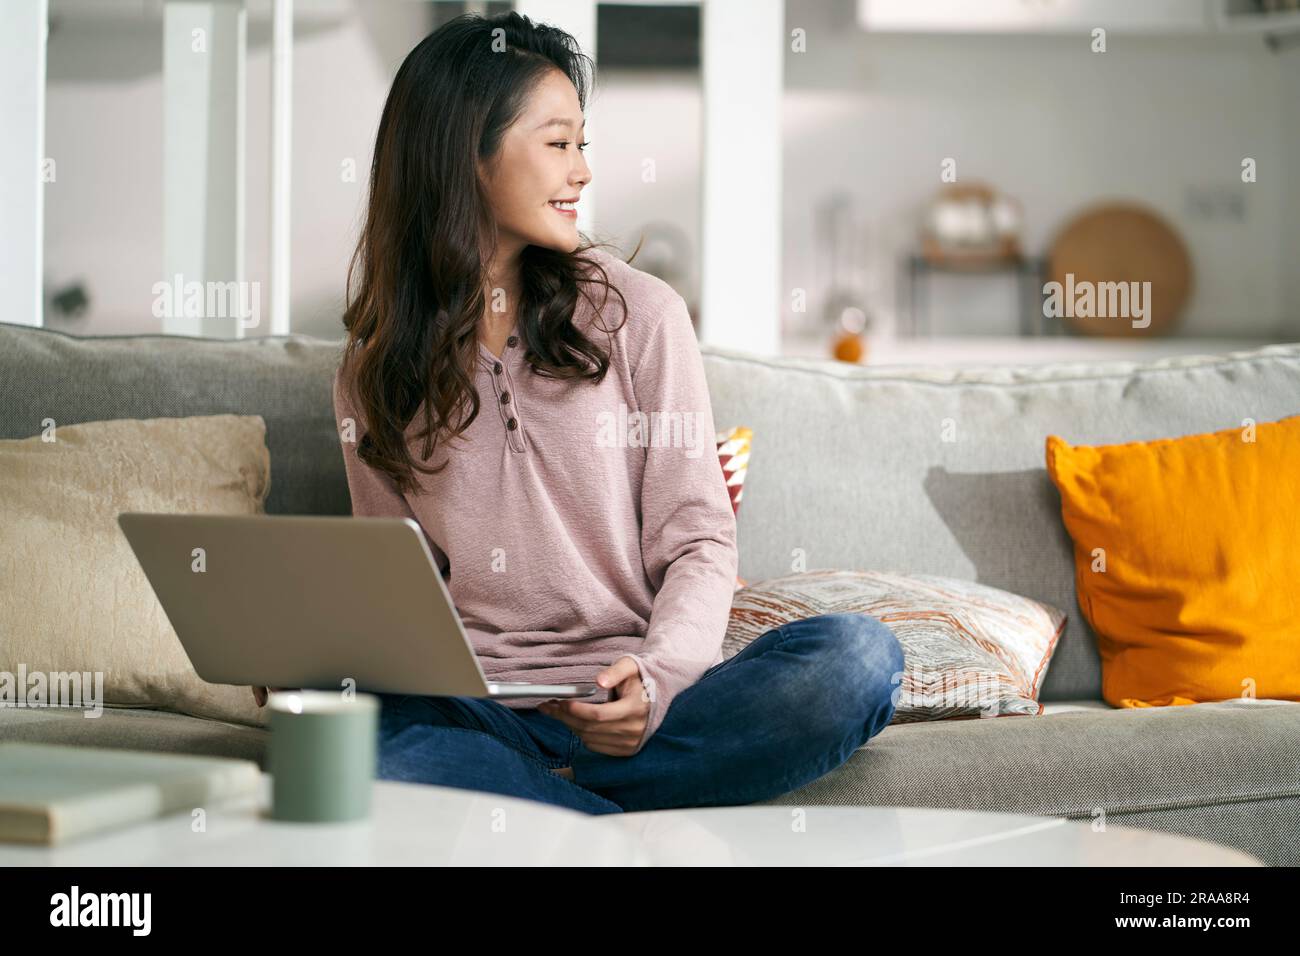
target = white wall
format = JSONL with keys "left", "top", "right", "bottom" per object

{"left": 580, "top": 71, "right": 703, "bottom": 307}
{"left": 1, "top": 1, "right": 47, "bottom": 328}
{"left": 782, "top": 1, "right": 1296, "bottom": 340}
{"left": 41, "top": 0, "right": 703, "bottom": 339}
{"left": 39, "top": 0, "right": 1297, "bottom": 343}
{"left": 43, "top": 16, "right": 161, "bottom": 335}
{"left": 42, "top": 1, "right": 432, "bottom": 337}
{"left": 1282, "top": 45, "right": 1300, "bottom": 330}
{"left": 245, "top": 1, "right": 433, "bottom": 339}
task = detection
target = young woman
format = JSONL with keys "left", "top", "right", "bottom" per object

{"left": 325, "top": 11, "right": 903, "bottom": 815}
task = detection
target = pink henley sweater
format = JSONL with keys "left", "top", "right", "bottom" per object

{"left": 331, "top": 248, "right": 739, "bottom": 755}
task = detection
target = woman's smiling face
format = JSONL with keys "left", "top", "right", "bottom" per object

{"left": 479, "top": 69, "right": 591, "bottom": 258}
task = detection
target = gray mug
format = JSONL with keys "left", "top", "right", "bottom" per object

{"left": 267, "top": 690, "right": 378, "bottom": 822}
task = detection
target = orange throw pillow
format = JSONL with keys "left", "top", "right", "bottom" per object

{"left": 1045, "top": 415, "right": 1300, "bottom": 708}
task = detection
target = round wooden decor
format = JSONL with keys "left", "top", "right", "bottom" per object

{"left": 1047, "top": 203, "right": 1192, "bottom": 337}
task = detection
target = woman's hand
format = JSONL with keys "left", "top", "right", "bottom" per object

{"left": 538, "top": 656, "right": 649, "bottom": 757}
{"left": 251, "top": 686, "right": 300, "bottom": 707}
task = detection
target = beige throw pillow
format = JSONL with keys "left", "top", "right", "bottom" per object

{"left": 0, "top": 415, "right": 272, "bottom": 728}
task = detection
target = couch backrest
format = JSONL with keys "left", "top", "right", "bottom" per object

{"left": 5, "top": 321, "right": 1299, "bottom": 702}
{"left": 702, "top": 341, "right": 1300, "bottom": 702}
{"left": 0, "top": 322, "right": 351, "bottom": 518}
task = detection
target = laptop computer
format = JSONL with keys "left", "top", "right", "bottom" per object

{"left": 116, "top": 513, "right": 598, "bottom": 701}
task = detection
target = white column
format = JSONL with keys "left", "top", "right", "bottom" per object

{"left": 515, "top": 0, "right": 598, "bottom": 236}
{"left": 700, "top": 0, "right": 783, "bottom": 353}
{"left": 0, "top": 0, "right": 48, "bottom": 328}
{"left": 269, "top": 0, "right": 293, "bottom": 335}
{"left": 163, "top": 0, "right": 248, "bottom": 338}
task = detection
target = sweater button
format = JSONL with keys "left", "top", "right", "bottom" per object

{"left": 506, "top": 417, "right": 518, "bottom": 430}
{"left": 493, "top": 361, "right": 503, "bottom": 374}
{"left": 506, "top": 335, "right": 518, "bottom": 348}
{"left": 500, "top": 392, "right": 511, "bottom": 405}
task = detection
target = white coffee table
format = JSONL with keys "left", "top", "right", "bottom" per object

{"left": 0, "top": 774, "right": 646, "bottom": 866}
{"left": 604, "top": 805, "right": 1265, "bottom": 866}
{"left": 0, "top": 773, "right": 1263, "bottom": 866}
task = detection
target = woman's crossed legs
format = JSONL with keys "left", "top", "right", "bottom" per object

{"left": 374, "top": 612, "right": 904, "bottom": 815}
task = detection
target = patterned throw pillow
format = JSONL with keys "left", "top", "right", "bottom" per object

{"left": 716, "top": 426, "right": 751, "bottom": 590}
{"left": 725, "top": 569, "right": 1066, "bottom": 722}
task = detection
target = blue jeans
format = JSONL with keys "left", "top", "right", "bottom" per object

{"left": 371, "top": 612, "right": 904, "bottom": 814}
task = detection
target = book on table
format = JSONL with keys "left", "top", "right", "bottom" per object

{"left": 0, "top": 742, "right": 261, "bottom": 846}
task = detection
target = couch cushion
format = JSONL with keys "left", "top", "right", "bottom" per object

{"left": 700, "top": 342, "right": 1300, "bottom": 701}
{"left": 755, "top": 697, "right": 1300, "bottom": 864}
{"left": 0, "top": 705, "right": 269, "bottom": 767}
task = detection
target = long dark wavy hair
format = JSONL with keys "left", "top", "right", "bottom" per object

{"left": 340, "top": 11, "right": 640, "bottom": 495}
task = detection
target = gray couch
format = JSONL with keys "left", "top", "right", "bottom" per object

{"left": 3, "top": 319, "right": 1298, "bottom": 865}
